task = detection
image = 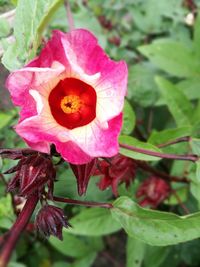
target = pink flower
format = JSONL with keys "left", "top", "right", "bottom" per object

{"left": 6, "top": 29, "right": 127, "bottom": 164}
{"left": 95, "top": 154, "right": 136, "bottom": 196}
{"left": 136, "top": 176, "right": 170, "bottom": 208}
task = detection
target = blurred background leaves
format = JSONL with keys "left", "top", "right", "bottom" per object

{"left": 1, "top": 0, "right": 200, "bottom": 266}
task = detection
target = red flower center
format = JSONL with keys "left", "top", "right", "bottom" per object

{"left": 48, "top": 78, "right": 97, "bottom": 129}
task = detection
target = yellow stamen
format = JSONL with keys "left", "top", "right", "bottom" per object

{"left": 60, "top": 95, "right": 82, "bottom": 114}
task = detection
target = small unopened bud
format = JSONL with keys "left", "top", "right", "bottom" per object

{"left": 136, "top": 176, "right": 170, "bottom": 208}
{"left": 6, "top": 154, "right": 56, "bottom": 197}
{"left": 94, "top": 154, "right": 136, "bottom": 196}
{"left": 70, "top": 158, "right": 97, "bottom": 196}
{"left": 35, "top": 205, "right": 70, "bottom": 240}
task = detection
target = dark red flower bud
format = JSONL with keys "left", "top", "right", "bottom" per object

{"left": 94, "top": 154, "right": 136, "bottom": 196}
{"left": 0, "top": 148, "right": 37, "bottom": 160}
{"left": 35, "top": 205, "right": 70, "bottom": 240}
{"left": 98, "top": 15, "right": 113, "bottom": 30}
{"left": 108, "top": 36, "right": 121, "bottom": 46}
{"left": 136, "top": 176, "right": 170, "bottom": 208}
{"left": 6, "top": 154, "right": 56, "bottom": 197}
{"left": 70, "top": 158, "right": 97, "bottom": 196}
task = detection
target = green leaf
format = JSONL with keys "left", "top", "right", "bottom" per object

{"left": 177, "top": 78, "right": 200, "bottom": 101}
{"left": 128, "top": 63, "right": 159, "bottom": 107}
{"left": 119, "top": 135, "right": 162, "bottom": 161}
{"left": 122, "top": 99, "right": 135, "bottom": 135}
{"left": 193, "top": 11, "right": 200, "bottom": 58}
{"left": 69, "top": 252, "right": 97, "bottom": 267}
{"left": 165, "top": 186, "right": 188, "bottom": 205}
{"left": 126, "top": 237, "right": 146, "bottom": 267}
{"left": 190, "top": 138, "right": 200, "bottom": 156}
{"left": 53, "top": 262, "right": 70, "bottom": 267}
{"left": 0, "top": 18, "right": 10, "bottom": 38}
{"left": 55, "top": 168, "right": 112, "bottom": 202}
{"left": 148, "top": 127, "right": 191, "bottom": 146}
{"left": 144, "top": 246, "right": 170, "bottom": 267}
{"left": 155, "top": 76, "right": 193, "bottom": 127}
{"left": 138, "top": 40, "right": 200, "bottom": 77}
{"left": 8, "top": 263, "right": 26, "bottom": 267}
{"left": 189, "top": 162, "right": 200, "bottom": 208}
{"left": 50, "top": 234, "right": 103, "bottom": 258}
{"left": 1, "top": 43, "right": 22, "bottom": 70}
{"left": 196, "top": 161, "right": 200, "bottom": 182}
{"left": 0, "top": 194, "right": 15, "bottom": 229}
{"left": 111, "top": 196, "right": 200, "bottom": 246}
{"left": 2, "top": 0, "right": 62, "bottom": 70}
{"left": 0, "top": 111, "right": 15, "bottom": 129}
{"left": 66, "top": 208, "right": 121, "bottom": 236}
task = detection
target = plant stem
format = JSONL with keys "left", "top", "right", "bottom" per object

{"left": 171, "top": 189, "right": 190, "bottom": 215}
{"left": 157, "top": 136, "right": 190, "bottom": 148}
{"left": 64, "top": 0, "right": 74, "bottom": 31}
{"left": 53, "top": 196, "right": 113, "bottom": 209}
{"left": 0, "top": 194, "right": 39, "bottom": 267}
{"left": 136, "top": 161, "right": 189, "bottom": 183}
{"left": 120, "top": 143, "right": 198, "bottom": 162}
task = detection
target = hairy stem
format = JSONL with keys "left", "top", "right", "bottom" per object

{"left": 120, "top": 143, "right": 198, "bottom": 162}
{"left": 53, "top": 196, "right": 113, "bottom": 209}
{"left": 0, "top": 194, "right": 39, "bottom": 267}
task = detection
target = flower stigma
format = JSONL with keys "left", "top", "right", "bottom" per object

{"left": 60, "top": 95, "right": 83, "bottom": 114}
{"left": 48, "top": 78, "right": 97, "bottom": 129}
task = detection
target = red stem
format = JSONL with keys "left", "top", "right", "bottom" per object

{"left": 157, "top": 136, "right": 190, "bottom": 148}
{"left": 0, "top": 194, "right": 39, "bottom": 267}
{"left": 53, "top": 196, "right": 113, "bottom": 209}
{"left": 136, "top": 161, "right": 189, "bottom": 183}
{"left": 120, "top": 143, "right": 198, "bottom": 162}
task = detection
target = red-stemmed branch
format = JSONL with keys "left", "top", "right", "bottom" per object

{"left": 0, "top": 194, "right": 39, "bottom": 267}
{"left": 120, "top": 143, "right": 198, "bottom": 162}
{"left": 53, "top": 196, "right": 113, "bottom": 209}
{"left": 135, "top": 161, "right": 189, "bottom": 183}
{"left": 157, "top": 136, "right": 190, "bottom": 148}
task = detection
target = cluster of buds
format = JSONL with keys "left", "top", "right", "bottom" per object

{"left": 94, "top": 154, "right": 136, "bottom": 196}
{"left": 35, "top": 205, "right": 70, "bottom": 240}
{"left": 0, "top": 148, "right": 70, "bottom": 240}
{"left": 136, "top": 176, "right": 170, "bottom": 208}
{"left": 4, "top": 152, "right": 56, "bottom": 198}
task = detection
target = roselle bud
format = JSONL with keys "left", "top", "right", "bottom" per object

{"left": 35, "top": 205, "right": 70, "bottom": 240}
{"left": 70, "top": 158, "right": 97, "bottom": 196}
{"left": 0, "top": 148, "right": 36, "bottom": 160}
{"left": 94, "top": 154, "right": 136, "bottom": 196}
{"left": 6, "top": 154, "right": 56, "bottom": 197}
{"left": 98, "top": 15, "right": 113, "bottom": 30}
{"left": 136, "top": 176, "right": 170, "bottom": 208}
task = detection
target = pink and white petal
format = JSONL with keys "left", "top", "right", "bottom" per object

{"left": 24, "top": 139, "right": 50, "bottom": 154}
{"left": 68, "top": 113, "right": 123, "bottom": 158}
{"left": 15, "top": 115, "right": 93, "bottom": 164}
{"left": 55, "top": 141, "right": 93, "bottom": 164}
{"left": 27, "top": 30, "right": 71, "bottom": 68}
{"left": 6, "top": 63, "right": 65, "bottom": 121}
{"left": 15, "top": 115, "right": 67, "bottom": 150}
{"left": 57, "top": 29, "right": 127, "bottom": 121}
{"left": 6, "top": 63, "right": 65, "bottom": 105}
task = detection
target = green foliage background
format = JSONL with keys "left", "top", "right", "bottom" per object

{"left": 1, "top": 0, "right": 200, "bottom": 266}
